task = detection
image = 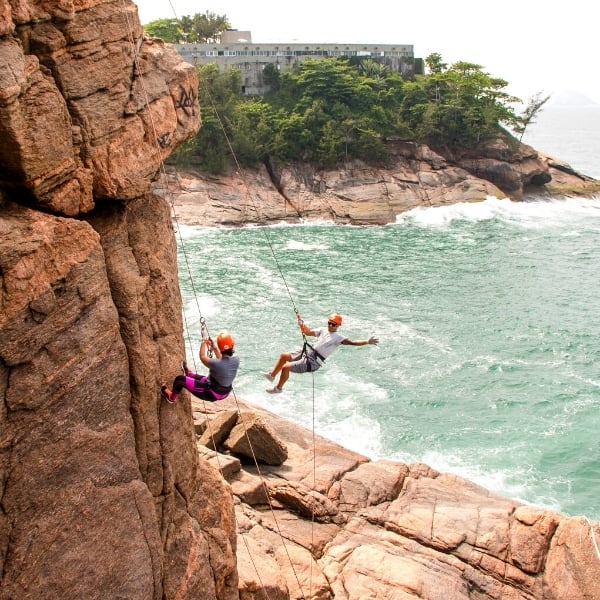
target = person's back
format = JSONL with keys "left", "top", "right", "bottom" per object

{"left": 208, "top": 351, "right": 239, "bottom": 388}
{"left": 161, "top": 330, "right": 240, "bottom": 403}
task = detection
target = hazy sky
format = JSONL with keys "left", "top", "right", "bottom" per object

{"left": 135, "top": 0, "right": 599, "bottom": 105}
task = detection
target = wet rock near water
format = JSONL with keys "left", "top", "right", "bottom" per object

{"left": 161, "top": 136, "right": 600, "bottom": 228}
{"left": 192, "top": 397, "right": 600, "bottom": 599}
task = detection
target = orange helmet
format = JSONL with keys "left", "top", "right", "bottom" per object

{"left": 328, "top": 313, "right": 343, "bottom": 326}
{"left": 217, "top": 332, "right": 234, "bottom": 352}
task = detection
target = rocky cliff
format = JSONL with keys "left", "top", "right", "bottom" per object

{"left": 1, "top": 1, "right": 600, "bottom": 599}
{"left": 164, "top": 138, "right": 600, "bottom": 228}
{"left": 194, "top": 398, "right": 600, "bottom": 600}
{"left": 0, "top": 1, "right": 237, "bottom": 598}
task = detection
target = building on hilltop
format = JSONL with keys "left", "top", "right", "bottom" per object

{"left": 175, "top": 29, "right": 422, "bottom": 95}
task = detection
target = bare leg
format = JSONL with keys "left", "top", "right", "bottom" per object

{"left": 270, "top": 352, "right": 293, "bottom": 378}
{"left": 276, "top": 363, "right": 292, "bottom": 390}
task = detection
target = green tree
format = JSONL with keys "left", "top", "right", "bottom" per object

{"left": 262, "top": 63, "right": 281, "bottom": 92}
{"left": 264, "top": 58, "right": 409, "bottom": 164}
{"left": 189, "top": 11, "right": 230, "bottom": 43}
{"left": 174, "top": 64, "right": 242, "bottom": 173}
{"left": 231, "top": 100, "right": 278, "bottom": 165}
{"left": 356, "top": 58, "right": 389, "bottom": 81}
{"left": 403, "top": 57, "right": 520, "bottom": 148}
{"left": 143, "top": 18, "right": 181, "bottom": 43}
{"left": 513, "top": 91, "right": 551, "bottom": 141}
{"left": 179, "top": 15, "right": 194, "bottom": 42}
{"left": 425, "top": 52, "right": 447, "bottom": 75}
{"left": 143, "top": 12, "right": 230, "bottom": 43}
{"left": 176, "top": 52, "right": 525, "bottom": 171}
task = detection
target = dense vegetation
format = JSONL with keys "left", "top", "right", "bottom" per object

{"left": 143, "top": 13, "right": 544, "bottom": 173}
{"left": 174, "top": 52, "right": 532, "bottom": 173}
{"left": 144, "top": 11, "right": 549, "bottom": 173}
{"left": 144, "top": 11, "right": 230, "bottom": 43}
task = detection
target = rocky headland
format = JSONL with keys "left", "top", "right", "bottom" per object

{"left": 1, "top": 0, "right": 599, "bottom": 598}
{"left": 161, "top": 141, "right": 600, "bottom": 228}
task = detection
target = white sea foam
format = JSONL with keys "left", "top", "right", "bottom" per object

{"left": 238, "top": 258, "right": 297, "bottom": 298}
{"left": 395, "top": 196, "right": 600, "bottom": 228}
{"left": 177, "top": 180, "right": 600, "bottom": 521}
{"left": 184, "top": 294, "right": 219, "bottom": 322}
{"left": 419, "top": 450, "right": 531, "bottom": 498}
{"left": 174, "top": 222, "right": 214, "bottom": 238}
{"left": 319, "top": 412, "right": 384, "bottom": 457}
{"left": 284, "top": 239, "right": 330, "bottom": 251}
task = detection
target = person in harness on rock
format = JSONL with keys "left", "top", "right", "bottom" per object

{"left": 263, "top": 313, "right": 378, "bottom": 393}
{"left": 161, "top": 330, "right": 239, "bottom": 403}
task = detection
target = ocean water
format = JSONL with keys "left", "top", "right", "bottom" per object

{"left": 176, "top": 106, "right": 600, "bottom": 521}
{"left": 522, "top": 104, "right": 600, "bottom": 179}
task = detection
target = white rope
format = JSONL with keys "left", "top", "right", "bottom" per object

{"left": 583, "top": 517, "right": 600, "bottom": 562}
{"left": 119, "top": 6, "right": 312, "bottom": 599}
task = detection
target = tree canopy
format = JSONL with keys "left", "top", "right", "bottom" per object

{"left": 143, "top": 11, "right": 230, "bottom": 43}
{"left": 142, "top": 18, "right": 181, "bottom": 43}
{"left": 174, "top": 53, "right": 530, "bottom": 173}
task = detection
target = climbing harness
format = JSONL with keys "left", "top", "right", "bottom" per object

{"left": 298, "top": 338, "right": 326, "bottom": 372}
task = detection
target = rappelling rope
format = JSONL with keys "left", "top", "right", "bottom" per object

{"left": 195, "top": 79, "right": 318, "bottom": 600}
{"left": 119, "top": 6, "right": 311, "bottom": 598}
{"left": 583, "top": 517, "right": 600, "bottom": 562}
{"left": 201, "top": 85, "right": 304, "bottom": 321}
{"left": 201, "top": 86, "right": 315, "bottom": 598}
{"left": 120, "top": 0, "right": 206, "bottom": 370}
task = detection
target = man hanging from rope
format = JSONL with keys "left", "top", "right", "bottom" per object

{"left": 263, "top": 313, "right": 379, "bottom": 393}
{"left": 162, "top": 328, "right": 240, "bottom": 403}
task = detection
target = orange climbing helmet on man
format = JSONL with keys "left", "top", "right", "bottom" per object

{"left": 328, "top": 313, "right": 343, "bottom": 326}
{"left": 217, "top": 331, "right": 235, "bottom": 352}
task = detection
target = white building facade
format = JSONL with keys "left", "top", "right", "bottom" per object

{"left": 175, "top": 30, "right": 419, "bottom": 95}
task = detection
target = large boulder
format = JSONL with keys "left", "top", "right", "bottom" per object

{"left": 223, "top": 412, "right": 289, "bottom": 466}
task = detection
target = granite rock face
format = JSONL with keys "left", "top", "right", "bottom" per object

{"left": 194, "top": 398, "right": 600, "bottom": 600}
{"left": 0, "top": 0, "right": 198, "bottom": 213}
{"left": 0, "top": 1, "right": 238, "bottom": 598}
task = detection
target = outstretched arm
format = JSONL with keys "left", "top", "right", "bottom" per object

{"left": 341, "top": 336, "right": 379, "bottom": 347}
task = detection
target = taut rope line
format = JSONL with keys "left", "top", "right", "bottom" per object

{"left": 119, "top": 5, "right": 312, "bottom": 598}
{"left": 120, "top": 0, "right": 207, "bottom": 372}
{"left": 201, "top": 85, "right": 302, "bottom": 317}
{"left": 201, "top": 81, "right": 316, "bottom": 599}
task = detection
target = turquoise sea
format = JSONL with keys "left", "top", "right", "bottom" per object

{"left": 177, "top": 106, "right": 600, "bottom": 521}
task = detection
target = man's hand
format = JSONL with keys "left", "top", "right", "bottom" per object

{"left": 368, "top": 336, "right": 379, "bottom": 345}
{"left": 297, "top": 314, "right": 310, "bottom": 334}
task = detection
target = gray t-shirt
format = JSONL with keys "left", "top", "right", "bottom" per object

{"left": 312, "top": 328, "right": 347, "bottom": 359}
{"left": 208, "top": 354, "right": 240, "bottom": 388}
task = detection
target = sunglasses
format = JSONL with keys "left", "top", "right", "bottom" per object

{"left": 328, "top": 321, "right": 339, "bottom": 327}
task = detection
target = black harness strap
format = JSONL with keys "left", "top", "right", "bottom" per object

{"left": 208, "top": 376, "right": 232, "bottom": 395}
{"left": 300, "top": 340, "right": 325, "bottom": 372}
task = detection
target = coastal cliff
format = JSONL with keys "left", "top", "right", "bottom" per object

{"left": 163, "top": 137, "right": 600, "bottom": 228}
{"left": 0, "top": 1, "right": 238, "bottom": 598}
{"left": 195, "top": 398, "right": 600, "bottom": 600}
{"left": 1, "top": 1, "right": 599, "bottom": 598}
